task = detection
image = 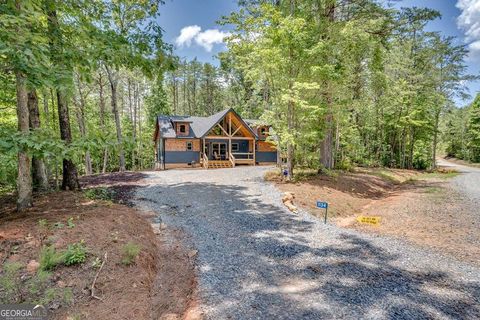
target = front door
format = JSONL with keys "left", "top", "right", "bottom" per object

{"left": 211, "top": 142, "right": 227, "bottom": 160}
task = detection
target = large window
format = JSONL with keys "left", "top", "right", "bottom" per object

{"left": 232, "top": 143, "right": 239, "bottom": 152}
{"left": 186, "top": 141, "right": 193, "bottom": 151}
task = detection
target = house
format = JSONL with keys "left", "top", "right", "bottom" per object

{"left": 153, "top": 108, "right": 278, "bottom": 169}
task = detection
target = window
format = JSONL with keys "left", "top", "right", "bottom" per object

{"left": 179, "top": 124, "right": 186, "bottom": 133}
{"left": 260, "top": 127, "right": 268, "bottom": 135}
{"left": 232, "top": 143, "right": 239, "bottom": 152}
{"left": 186, "top": 141, "right": 193, "bottom": 151}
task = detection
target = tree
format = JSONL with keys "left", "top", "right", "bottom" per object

{"left": 28, "top": 90, "right": 49, "bottom": 190}
{"left": 467, "top": 94, "right": 480, "bottom": 162}
{"left": 1, "top": 0, "right": 51, "bottom": 209}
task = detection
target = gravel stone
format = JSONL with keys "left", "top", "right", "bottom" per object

{"left": 135, "top": 166, "right": 480, "bottom": 320}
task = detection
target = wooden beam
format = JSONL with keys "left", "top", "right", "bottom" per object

{"left": 231, "top": 126, "right": 241, "bottom": 136}
{"left": 217, "top": 123, "right": 229, "bottom": 136}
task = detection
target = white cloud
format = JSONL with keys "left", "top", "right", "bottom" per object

{"left": 175, "top": 25, "right": 230, "bottom": 52}
{"left": 175, "top": 25, "right": 201, "bottom": 47}
{"left": 456, "top": 0, "right": 480, "bottom": 61}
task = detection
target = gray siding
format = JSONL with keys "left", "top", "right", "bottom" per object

{"left": 165, "top": 151, "right": 200, "bottom": 164}
{"left": 256, "top": 151, "right": 277, "bottom": 163}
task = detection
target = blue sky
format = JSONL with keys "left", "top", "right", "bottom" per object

{"left": 157, "top": 0, "right": 480, "bottom": 106}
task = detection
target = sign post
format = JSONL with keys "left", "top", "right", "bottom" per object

{"left": 316, "top": 201, "right": 328, "bottom": 224}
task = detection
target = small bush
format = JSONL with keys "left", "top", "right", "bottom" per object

{"left": 39, "top": 246, "right": 63, "bottom": 271}
{"left": 121, "top": 242, "right": 141, "bottom": 266}
{"left": 84, "top": 188, "right": 114, "bottom": 201}
{"left": 67, "top": 217, "right": 75, "bottom": 229}
{"left": 63, "top": 241, "right": 87, "bottom": 266}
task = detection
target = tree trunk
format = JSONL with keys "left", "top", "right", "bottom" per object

{"left": 102, "top": 149, "right": 109, "bottom": 174}
{"left": 105, "top": 65, "right": 126, "bottom": 172}
{"left": 57, "top": 90, "right": 80, "bottom": 190}
{"left": 74, "top": 76, "right": 92, "bottom": 175}
{"left": 47, "top": 3, "right": 80, "bottom": 190}
{"left": 431, "top": 109, "right": 441, "bottom": 170}
{"left": 319, "top": 1, "right": 335, "bottom": 170}
{"left": 98, "top": 72, "right": 109, "bottom": 173}
{"left": 28, "top": 90, "right": 49, "bottom": 191}
{"left": 320, "top": 105, "right": 334, "bottom": 169}
{"left": 15, "top": 72, "right": 32, "bottom": 211}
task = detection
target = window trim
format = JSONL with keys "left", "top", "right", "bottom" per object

{"left": 232, "top": 143, "right": 239, "bottom": 152}
{"left": 186, "top": 141, "right": 193, "bottom": 151}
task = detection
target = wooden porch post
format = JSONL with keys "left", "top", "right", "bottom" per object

{"left": 228, "top": 113, "right": 232, "bottom": 156}
{"left": 253, "top": 138, "right": 256, "bottom": 166}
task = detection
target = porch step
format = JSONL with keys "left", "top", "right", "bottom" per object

{"left": 207, "top": 160, "right": 233, "bottom": 169}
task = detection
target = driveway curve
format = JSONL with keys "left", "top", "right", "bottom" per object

{"left": 437, "top": 158, "right": 480, "bottom": 206}
{"left": 136, "top": 166, "right": 480, "bottom": 320}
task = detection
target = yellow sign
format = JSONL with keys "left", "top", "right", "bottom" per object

{"left": 356, "top": 216, "right": 381, "bottom": 225}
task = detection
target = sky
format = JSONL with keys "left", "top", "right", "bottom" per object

{"left": 156, "top": 0, "right": 480, "bottom": 106}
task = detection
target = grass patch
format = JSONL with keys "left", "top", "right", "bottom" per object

{"left": 264, "top": 168, "right": 323, "bottom": 183}
{"left": 367, "top": 169, "right": 403, "bottom": 184}
{"left": 83, "top": 187, "right": 115, "bottom": 201}
{"left": 121, "top": 242, "right": 141, "bottom": 266}
{"left": 416, "top": 170, "right": 460, "bottom": 180}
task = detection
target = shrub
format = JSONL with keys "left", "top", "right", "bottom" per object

{"left": 121, "top": 242, "right": 141, "bottom": 266}
{"left": 84, "top": 188, "right": 114, "bottom": 201}
{"left": 63, "top": 241, "right": 87, "bottom": 266}
{"left": 67, "top": 217, "right": 75, "bottom": 229}
{"left": 39, "top": 246, "right": 63, "bottom": 271}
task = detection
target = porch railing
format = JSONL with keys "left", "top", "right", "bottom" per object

{"left": 202, "top": 153, "right": 209, "bottom": 169}
{"left": 229, "top": 153, "right": 236, "bottom": 167}
{"left": 232, "top": 152, "right": 255, "bottom": 160}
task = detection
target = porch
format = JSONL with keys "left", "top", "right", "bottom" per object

{"left": 200, "top": 138, "right": 256, "bottom": 169}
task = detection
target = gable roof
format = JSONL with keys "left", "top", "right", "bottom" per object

{"left": 156, "top": 108, "right": 258, "bottom": 139}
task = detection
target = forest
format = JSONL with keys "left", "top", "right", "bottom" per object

{"left": 1, "top": 0, "right": 479, "bottom": 211}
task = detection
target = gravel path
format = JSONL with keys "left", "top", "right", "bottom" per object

{"left": 437, "top": 158, "right": 480, "bottom": 206}
{"left": 135, "top": 166, "right": 480, "bottom": 320}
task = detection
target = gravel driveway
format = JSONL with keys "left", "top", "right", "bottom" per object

{"left": 437, "top": 158, "right": 480, "bottom": 206}
{"left": 136, "top": 166, "right": 480, "bottom": 320}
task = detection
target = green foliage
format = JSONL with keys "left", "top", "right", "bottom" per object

{"left": 67, "top": 217, "right": 75, "bottom": 229}
{"left": 27, "top": 270, "right": 51, "bottom": 295}
{"left": 63, "top": 241, "right": 87, "bottom": 266}
{"left": 121, "top": 242, "right": 141, "bottom": 266}
{"left": 39, "top": 246, "right": 63, "bottom": 271}
{"left": 84, "top": 187, "right": 114, "bottom": 201}
{"left": 91, "top": 257, "right": 102, "bottom": 269}
{"left": 53, "top": 222, "right": 65, "bottom": 229}
{"left": 0, "top": 262, "right": 23, "bottom": 303}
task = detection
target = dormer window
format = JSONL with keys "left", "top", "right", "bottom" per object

{"left": 260, "top": 127, "right": 268, "bottom": 135}
{"left": 179, "top": 124, "right": 186, "bottom": 133}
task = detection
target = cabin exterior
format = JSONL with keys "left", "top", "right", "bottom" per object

{"left": 153, "top": 108, "right": 277, "bottom": 169}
